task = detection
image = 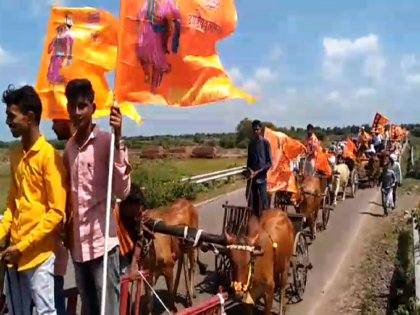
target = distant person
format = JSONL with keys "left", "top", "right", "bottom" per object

{"left": 246, "top": 120, "right": 272, "bottom": 216}
{"left": 52, "top": 119, "right": 75, "bottom": 141}
{"left": 384, "top": 128, "right": 390, "bottom": 149}
{"left": 328, "top": 142, "right": 337, "bottom": 153}
{"left": 51, "top": 119, "right": 75, "bottom": 315}
{"left": 378, "top": 161, "right": 396, "bottom": 217}
{"left": 389, "top": 153, "right": 402, "bottom": 209}
{"left": 304, "top": 124, "right": 319, "bottom": 176}
{"left": 0, "top": 85, "right": 66, "bottom": 315}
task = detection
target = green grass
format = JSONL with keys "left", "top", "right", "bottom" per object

{"left": 0, "top": 157, "right": 246, "bottom": 213}
{"left": 0, "top": 164, "right": 10, "bottom": 214}
{"left": 132, "top": 157, "right": 246, "bottom": 181}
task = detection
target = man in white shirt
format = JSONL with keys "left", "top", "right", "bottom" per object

{"left": 384, "top": 129, "right": 390, "bottom": 149}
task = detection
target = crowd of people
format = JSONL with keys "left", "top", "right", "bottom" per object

{"left": 245, "top": 120, "right": 403, "bottom": 218}
{"left": 0, "top": 83, "right": 405, "bottom": 315}
{"left": 0, "top": 79, "right": 131, "bottom": 315}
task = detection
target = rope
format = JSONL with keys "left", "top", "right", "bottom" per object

{"left": 138, "top": 271, "right": 172, "bottom": 314}
{"left": 182, "top": 226, "right": 203, "bottom": 247}
{"left": 217, "top": 293, "right": 226, "bottom": 315}
{"left": 226, "top": 244, "right": 256, "bottom": 252}
{"left": 193, "top": 229, "right": 203, "bottom": 247}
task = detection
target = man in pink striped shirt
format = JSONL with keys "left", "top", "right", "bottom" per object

{"left": 63, "top": 79, "right": 131, "bottom": 315}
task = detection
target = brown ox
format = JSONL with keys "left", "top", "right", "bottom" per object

{"left": 225, "top": 211, "right": 294, "bottom": 315}
{"left": 118, "top": 185, "right": 206, "bottom": 314}
{"left": 366, "top": 155, "right": 382, "bottom": 184}
{"left": 294, "top": 176, "right": 325, "bottom": 240}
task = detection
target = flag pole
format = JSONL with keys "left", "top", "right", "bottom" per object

{"left": 100, "top": 98, "right": 117, "bottom": 315}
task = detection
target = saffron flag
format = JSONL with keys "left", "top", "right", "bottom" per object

{"left": 315, "top": 147, "right": 332, "bottom": 176}
{"left": 264, "top": 128, "right": 305, "bottom": 193}
{"left": 343, "top": 137, "right": 357, "bottom": 161}
{"left": 35, "top": 5, "right": 141, "bottom": 124}
{"left": 371, "top": 112, "right": 389, "bottom": 134}
{"left": 114, "top": 0, "right": 255, "bottom": 106}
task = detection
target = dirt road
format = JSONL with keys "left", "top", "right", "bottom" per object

{"left": 63, "top": 185, "right": 380, "bottom": 314}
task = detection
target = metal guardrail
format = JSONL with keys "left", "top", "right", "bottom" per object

{"left": 182, "top": 165, "right": 246, "bottom": 184}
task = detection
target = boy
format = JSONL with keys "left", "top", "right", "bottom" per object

{"left": 0, "top": 85, "right": 66, "bottom": 315}
{"left": 63, "top": 79, "right": 131, "bottom": 315}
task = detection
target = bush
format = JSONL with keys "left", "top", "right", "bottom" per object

{"left": 131, "top": 166, "right": 205, "bottom": 208}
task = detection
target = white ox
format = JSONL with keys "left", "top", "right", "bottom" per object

{"left": 331, "top": 162, "right": 350, "bottom": 206}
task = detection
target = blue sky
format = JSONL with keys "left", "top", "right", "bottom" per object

{"left": 1, "top": 0, "right": 420, "bottom": 140}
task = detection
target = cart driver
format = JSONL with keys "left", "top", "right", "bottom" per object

{"left": 246, "top": 120, "right": 272, "bottom": 216}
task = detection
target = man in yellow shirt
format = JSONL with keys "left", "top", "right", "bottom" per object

{"left": 0, "top": 85, "right": 66, "bottom": 315}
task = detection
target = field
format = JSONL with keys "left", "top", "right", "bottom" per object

{"left": 0, "top": 155, "right": 247, "bottom": 213}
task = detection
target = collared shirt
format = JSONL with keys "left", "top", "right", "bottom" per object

{"left": 0, "top": 136, "right": 66, "bottom": 271}
{"left": 379, "top": 168, "right": 396, "bottom": 189}
{"left": 64, "top": 126, "right": 131, "bottom": 262}
{"left": 246, "top": 136, "right": 272, "bottom": 183}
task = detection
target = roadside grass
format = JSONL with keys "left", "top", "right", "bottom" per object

{"left": 131, "top": 157, "right": 246, "bottom": 180}
{"left": 0, "top": 164, "right": 10, "bottom": 215}
{"left": 358, "top": 205, "right": 416, "bottom": 315}
{"left": 0, "top": 157, "right": 246, "bottom": 213}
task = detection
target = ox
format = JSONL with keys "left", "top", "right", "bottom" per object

{"left": 225, "top": 211, "right": 294, "bottom": 315}
{"left": 294, "top": 176, "right": 325, "bottom": 240}
{"left": 331, "top": 161, "right": 350, "bottom": 206}
{"left": 118, "top": 184, "right": 207, "bottom": 314}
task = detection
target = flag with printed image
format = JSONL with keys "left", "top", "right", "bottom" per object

{"left": 35, "top": 5, "right": 141, "bottom": 124}
{"left": 114, "top": 0, "right": 255, "bottom": 107}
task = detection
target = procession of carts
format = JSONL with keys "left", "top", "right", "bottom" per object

{"left": 0, "top": 144, "right": 389, "bottom": 315}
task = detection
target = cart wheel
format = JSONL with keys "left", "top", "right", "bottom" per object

{"left": 291, "top": 232, "right": 309, "bottom": 302}
{"left": 321, "top": 186, "right": 331, "bottom": 231}
{"left": 214, "top": 253, "right": 231, "bottom": 292}
{"left": 350, "top": 171, "right": 358, "bottom": 198}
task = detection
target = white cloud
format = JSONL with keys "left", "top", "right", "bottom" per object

{"left": 226, "top": 67, "right": 243, "bottom": 83}
{"left": 363, "top": 55, "right": 386, "bottom": 79}
{"left": 401, "top": 54, "right": 420, "bottom": 85}
{"left": 327, "top": 91, "right": 340, "bottom": 101}
{"left": 355, "top": 87, "right": 376, "bottom": 98}
{"left": 0, "top": 46, "right": 16, "bottom": 66}
{"left": 269, "top": 44, "right": 283, "bottom": 61}
{"left": 323, "top": 34, "right": 379, "bottom": 60}
{"left": 322, "top": 34, "right": 383, "bottom": 80}
{"left": 254, "top": 67, "right": 277, "bottom": 82}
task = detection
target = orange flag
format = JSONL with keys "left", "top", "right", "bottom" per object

{"left": 344, "top": 138, "right": 357, "bottom": 161}
{"left": 36, "top": 5, "right": 141, "bottom": 124}
{"left": 264, "top": 128, "right": 306, "bottom": 193}
{"left": 114, "top": 0, "right": 255, "bottom": 106}
{"left": 371, "top": 112, "right": 389, "bottom": 133}
{"left": 315, "top": 147, "right": 332, "bottom": 176}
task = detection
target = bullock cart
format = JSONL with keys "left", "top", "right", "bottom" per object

{"left": 313, "top": 171, "right": 332, "bottom": 231}
{"left": 356, "top": 157, "right": 378, "bottom": 188}
{"left": 214, "top": 202, "right": 310, "bottom": 304}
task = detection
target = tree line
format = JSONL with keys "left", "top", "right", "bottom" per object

{"left": 0, "top": 119, "right": 418, "bottom": 150}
